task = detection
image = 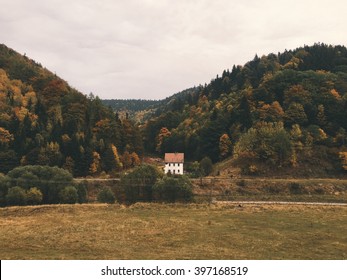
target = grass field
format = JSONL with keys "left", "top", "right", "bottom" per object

{"left": 0, "top": 203, "right": 346, "bottom": 260}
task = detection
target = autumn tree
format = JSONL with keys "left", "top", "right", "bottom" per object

{"left": 234, "top": 122, "right": 292, "bottom": 167}
{"left": 121, "top": 151, "right": 132, "bottom": 169}
{"left": 26, "top": 187, "right": 43, "bottom": 205}
{"left": 89, "top": 152, "right": 101, "bottom": 175}
{"left": 219, "top": 134, "right": 232, "bottom": 159}
{"left": 156, "top": 127, "right": 171, "bottom": 154}
{"left": 130, "top": 152, "right": 141, "bottom": 167}
{"left": 284, "top": 103, "right": 308, "bottom": 126}
{"left": 0, "top": 127, "right": 14, "bottom": 146}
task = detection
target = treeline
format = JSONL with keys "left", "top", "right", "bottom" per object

{"left": 0, "top": 164, "right": 193, "bottom": 207}
{"left": 112, "top": 164, "right": 193, "bottom": 204}
{"left": 143, "top": 43, "right": 347, "bottom": 175}
{"left": 0, "top": 44, "right": 143, "bottom": 176}
{"left": 0, "top": 165, "right": 86, "bottom": 206}
{"left": 102, "top": 99, "right": 159, "bottom": 113}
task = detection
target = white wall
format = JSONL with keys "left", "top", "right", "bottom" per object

{"left": 164, "top": 163, "right": 183, "bottom": 175}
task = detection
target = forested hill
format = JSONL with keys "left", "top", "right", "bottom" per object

{"left": 0, "top": 44, "right": 143, "bottom": 176}
{"left": 102, "top": 99, "right": 159, "bottom": 112}
{"left": 101, "top": 99, "right": 160, "bottom": 123}
{"left": 101, "top": 88, "right": 199, "bottom": 123}
{"left": 143, "top": 43, "right": 347, "bottom": 176}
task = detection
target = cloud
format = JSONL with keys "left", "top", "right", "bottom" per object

{"left": 1, "top": 0, "right": 347, "bottom": 99}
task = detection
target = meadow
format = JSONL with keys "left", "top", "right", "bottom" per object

{"left": 1, "top": 203, "right": 346, "bottom": 260}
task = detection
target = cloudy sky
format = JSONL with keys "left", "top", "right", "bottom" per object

{"left": 1, "top": 0, "right": 346, "bottom": 99}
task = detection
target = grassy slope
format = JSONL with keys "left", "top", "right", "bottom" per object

{"left": 0, "top": 203, "right": 346, "bottom": 260}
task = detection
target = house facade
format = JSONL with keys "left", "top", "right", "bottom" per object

{"left": 164, "top": 153, "right": 184, "bottom": 175}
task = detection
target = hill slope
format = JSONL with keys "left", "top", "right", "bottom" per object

{"left": 0, "top": 44, "right": 142, "bottom": 176}
{"left": 142, "top": 43, "right": 347, "bottom": 176}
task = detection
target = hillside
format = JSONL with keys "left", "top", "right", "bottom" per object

{"left": 0, "top": 44, "right": 143, "bottom": 176}
{"left": 3, "top": 43, "right": 347, "bottom": 178}
{"left": 142, "top": 43, "right": 347, "bottom": 176}
{"left": 101, "top": 99, "right": 160, "bottom": 124}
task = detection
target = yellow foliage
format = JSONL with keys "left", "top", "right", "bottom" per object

{"left": 89, "top": 152, "right": 101, "bottom": 174}
{"left": 156, "top": 127, "right": 171, "bottom": 153}
{"left": 330, "top": 89, "right": 341, "bottom": 100}
{"left": 13, "top": 106, "right": 29, "bottom": 121}
{"left": 219, "top": 133, "right": 232, "bottom": 159}
{"left": 62, "top": 134, "right": 71, "bottom": 143}
{"left": 111, "top": 144, "right": 123, "bottom": 169}
{"left": 0, "top": 127, "right": 14, "bottom": 143}
{"left": 131, "top": 152, "right": 141, "bottom": 166}
{"left": 22, "top": 91, "right": 37, "bottom": 107}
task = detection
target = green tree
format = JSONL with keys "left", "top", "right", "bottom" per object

{"left": 0, "top": 150, "right": 19, "bottom": 174}
{"left": 6, "top": 186, "right": 26, "bottom": 206}
{"left": 76, "top": 182, "right": 88, "bottom": 203}
{"left": 120, "top": 164, "right": 162, "bottom": 203}
{"left": 284, "top": 103, "right": 308, "bottom": 126}
{"left": 219, "top": 134, "right": 232, "bottom": 159}
{"left": 6, "top": 165, "right": 74, "bottom": 204}
{"left": 97, "top": 187, "right": 116, "bottom": 204}
{"left": 234, "top": 122, "right": 292, "bottom": 167}
{"left": 200, "top": 157, "right": 213, "bottom": 176}
{"left": 153, "top": 175, "right": 193, "bottom": 202}
{"left": 59, "top": 186, "right": 78, "bottom": 204}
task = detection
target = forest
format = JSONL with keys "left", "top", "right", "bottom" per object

{"left": 1, "top": 43, "right": 347, "bottom": 177}
{"left": 0, "top": 44, "right": 142, "bottom": 177}
{"left": 142, "top": 43, "right": 347, "bottom": 176}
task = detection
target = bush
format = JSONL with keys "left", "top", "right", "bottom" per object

{"left": 236, "top": 179, "right": 247, "bottom": 187}
{"left": 97, "top": 187, "right": 116, "bottom": 204}
{"left": 153, "top": 175, "right": 193, "bottom": 203}
{"left": 26, "top": 187, "right": 43, "bottom": 205}
{"left": 289, "top": 182, "right": 302, "bottom": 194}
{"left": 76, "top": 182, "right": 88, "bottom": 203}
{"left": 6, "top": 186, "right": 26, "bottom": 206}
{"left": 59, "top": 186, "right": 78, "bottom": 204}
{"left": 6, "top": 165, "right": 74, "bottom": 204}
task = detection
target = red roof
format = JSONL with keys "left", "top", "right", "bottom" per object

{"left": 164, "top": 153, "right": 184, "bottom": 163}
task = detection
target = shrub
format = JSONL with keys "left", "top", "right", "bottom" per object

{"left": 97, "top": 187, "right": 116, "bottom": 204}
{"left": 6, "top": 186, "right": 26, "bottom": 206}
{"left": 289, "top": 182, "right": 302, "bottom": 194}
{"left": 200, "top": 157, "right": 213, "bottom": 176}
{"left": 153, "top": 175, "right": 193, "bottom": 203}
{"left": 59, "top": 186, "right": 78, "bottom": 204}
{"left": 236, "top": 179, "right": 246, "bottom": 187}
{"left": 26, "top": 187, "right": 43, "bottom": 205}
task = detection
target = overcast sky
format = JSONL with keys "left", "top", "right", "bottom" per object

{"left": 1, "top": 0, "right": 347, "bottom": 100}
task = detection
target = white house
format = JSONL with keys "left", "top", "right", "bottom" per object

{"left": 164, "top": 153, "right": 184, "bottom": 175}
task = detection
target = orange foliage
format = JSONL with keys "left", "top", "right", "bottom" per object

{"left": 0, "top": 127, "right": 14, "bottom": 143}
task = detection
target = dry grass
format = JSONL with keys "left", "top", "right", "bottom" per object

{"left": 0, "top": 203, "right": 346, "bottom": 260}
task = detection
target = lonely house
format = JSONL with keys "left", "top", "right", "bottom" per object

{"left": 164, "top": 153, "right": 184, "bottom": 175}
